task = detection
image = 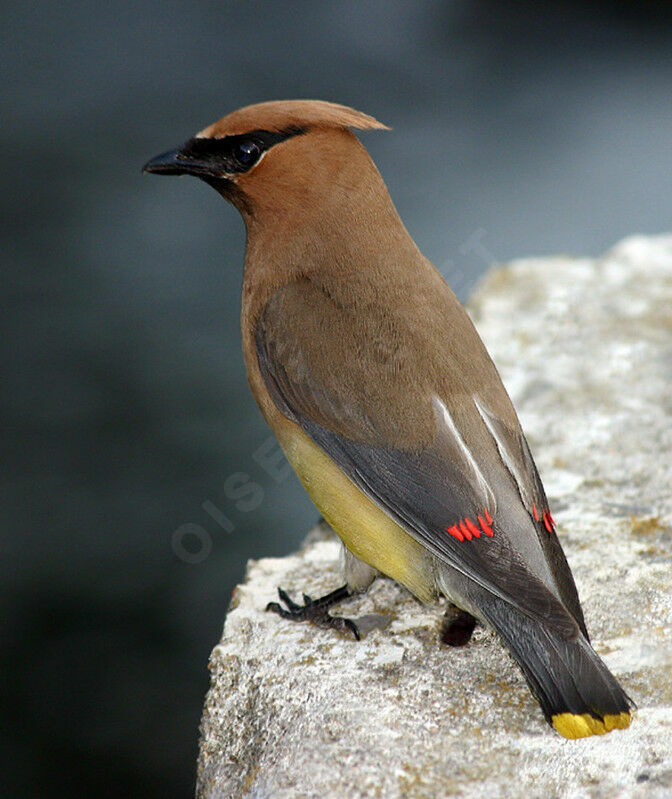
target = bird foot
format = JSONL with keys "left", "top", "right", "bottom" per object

{"left": 266, "top": 584, "right": 360, "bottom": 640}
{"left": 441, "top": 603, "right": 477, "bottom": 646}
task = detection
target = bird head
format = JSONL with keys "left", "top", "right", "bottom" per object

{"left": 143, "top": 100, "right": 389, "bottom": 218}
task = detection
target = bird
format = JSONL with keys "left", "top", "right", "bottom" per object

{"left": 144, "top": 99, "right": 633, "bottom": 738}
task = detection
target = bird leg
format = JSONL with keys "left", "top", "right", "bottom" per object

{"left": 266, "top": 584, "right": 360, "bottom": 640}
{"left": 441, "top": 603, "right": 478, "bottom": 646}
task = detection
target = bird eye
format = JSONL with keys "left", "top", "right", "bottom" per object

{"left": 233, "top": 140, "right": 261, "bottom": 168}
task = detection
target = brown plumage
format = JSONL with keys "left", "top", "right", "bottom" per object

{"left": 144, "top": 99, "right": 633, "bottom": 738}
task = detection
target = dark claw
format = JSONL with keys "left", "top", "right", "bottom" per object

{"left": 333, "top": 616, "right": 361, "bottom": 640}
{"left": 266, "top": 585, "right": 361, "bottom": 640}
{"left": 277, "top": 587, "right": 302, "bottom": 612}
{"left": 441, "top": 603, "right": 478, "bottom": 647}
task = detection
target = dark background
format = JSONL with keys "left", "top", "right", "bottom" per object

{"left": 3, "top": 1, "right": 671, "bottom": 796}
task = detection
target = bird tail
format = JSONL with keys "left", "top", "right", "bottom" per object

{"left": 480, "top": 597, "right": 634, "bottom": 738}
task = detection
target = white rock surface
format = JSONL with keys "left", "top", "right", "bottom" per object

{"left": 197, "top": 236, "right": 672, "bottom": 798}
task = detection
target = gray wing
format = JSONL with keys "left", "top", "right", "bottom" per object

{"left": 256, "top": 282, "right": 582, "bottom": 639}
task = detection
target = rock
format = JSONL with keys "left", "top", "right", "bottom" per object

{"left": 196, "top": 235, "right": 672, "bottom": 798}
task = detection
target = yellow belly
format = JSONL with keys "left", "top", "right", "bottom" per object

{"left": 278, "top": 425, "right": 436, "bottom": 603}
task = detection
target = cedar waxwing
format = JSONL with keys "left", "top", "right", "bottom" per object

{"left": 144, "top": 100, "right": 633, "bottom": 738}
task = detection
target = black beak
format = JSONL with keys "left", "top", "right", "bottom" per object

{"left": 142, "top": 146, "right": 216, "bottom": 178}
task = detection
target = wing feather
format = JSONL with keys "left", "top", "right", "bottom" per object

{"left": 255, "top": 282, "right": 580, "bottom": 638}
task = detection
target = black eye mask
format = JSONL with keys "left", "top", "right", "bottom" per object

{"left": 179, "top": 128, "right": 305, "bottom": 175}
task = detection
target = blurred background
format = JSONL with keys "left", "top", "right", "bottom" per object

{"left": 3, "top": 1, "right": 671, "bottom": 795}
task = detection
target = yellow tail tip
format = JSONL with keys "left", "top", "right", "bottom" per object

{"left": 552, "top": 711, "right": 632, "bottom": 739}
